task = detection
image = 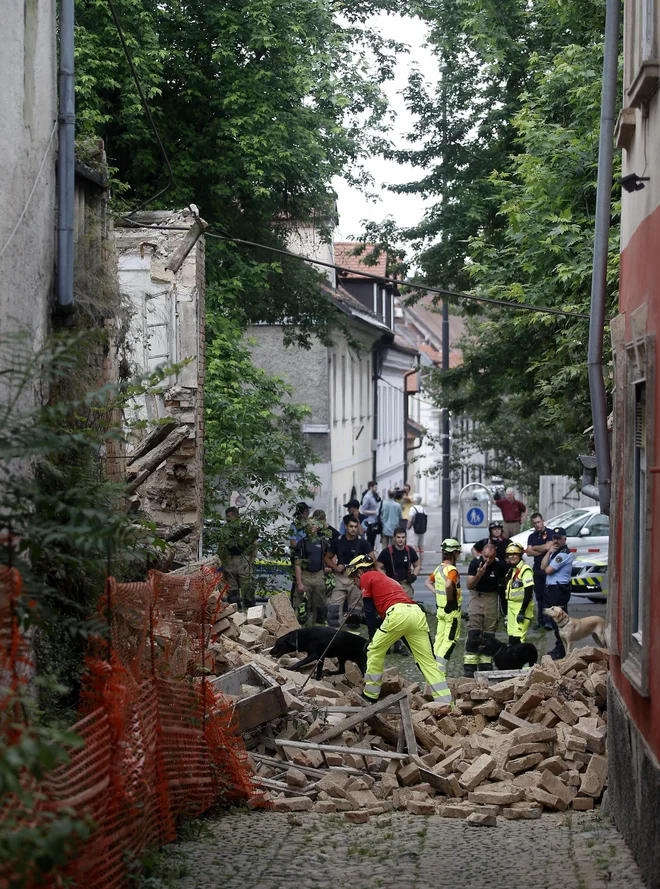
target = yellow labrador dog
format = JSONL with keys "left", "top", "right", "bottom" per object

{"left": 544, "top": 606, "right": 607, "bottom": 656}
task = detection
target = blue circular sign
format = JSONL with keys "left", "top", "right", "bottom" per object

{"left": 466, "top": 507, "right": 484, "bottom": 526}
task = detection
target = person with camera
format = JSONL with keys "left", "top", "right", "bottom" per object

{"left": 360, "top": 481, "right": 381, "bottom": 549}
{"left": 463, "top": 542, "right": 506, "bottom": 676}
{"left": 541, "top": 526, "right": 575, "bottom": 659}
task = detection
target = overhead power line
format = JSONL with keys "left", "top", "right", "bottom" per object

{"left": 117, "top": 216, "right": 594, "bottom": 320}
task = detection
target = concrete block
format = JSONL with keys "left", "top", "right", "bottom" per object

{"left": 466, "top": 811, "right": 497, "bottom": 826}
{"left": 458, "top": 754, "right": 496, "bottom": 790}
{"left": 272, "top": 796, "right": 313, "bottom": 812}
{"left": 468, "top": 786, "right": 524, "bottom": 805}
{"left": 539, "top": 770, "right": 575, "bottom": 806}
{"left": 579, "top": 754, "right": 608, "bottom": 798}
{"left": 246, "top": 605, "right": 266, "bottom": 624}
{"left": 572, "top": 796, "right": 595, "bottom": 810}
{"left": 313, "top": 800, "right": 337, "bottom": 813}
{"left": 407, "top": 799, "right": 436, "bottom": 815}
{"left": 285, "top": 768, "right": 307, "bottom": 788}
{"left": 506, "top": 753, "right": 544, "bottom": 774}
{"left": 344, "top": 811, "right": 370, "bottom": 823}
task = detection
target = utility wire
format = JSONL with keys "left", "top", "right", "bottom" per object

{"left": 0, "top": 121, "right": 57, "bottom": 262}
{"left": 107, "top": 0, "right": 175, "bottom": 214}
{"left": 117, "top": 216, "right": 594, "bottom": 321}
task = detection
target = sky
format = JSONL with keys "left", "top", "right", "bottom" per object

{"left": 333, "top": 12, "right": 438, "bottom": 242}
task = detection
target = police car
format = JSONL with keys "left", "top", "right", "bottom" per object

{"left": 509, "top": 506, "right": 609, "bottom": 562}
{"left": 570, "top": 555, "right": 608, "bottom": 603}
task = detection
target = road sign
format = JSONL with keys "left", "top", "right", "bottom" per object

{"left": 466, "top": 507, "right": 484, "bottom": 526}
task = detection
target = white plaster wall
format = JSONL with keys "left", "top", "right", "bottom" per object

{"left": 0, "top": 0, "right": 57, "bottom": 384}
{"left": 282, "top": 221, "right": 336, "bottom": 287}
{"left": 376, "top": 347, "right": 414, "bottom": 494}
{"left": 409, "top": 390, "right": 441, "bottom": 507}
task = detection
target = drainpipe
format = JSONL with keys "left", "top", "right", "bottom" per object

{"left": 584, "top": 0, "right": 619, "bottom": 516}
{"left": 403, "top": 365, "right": 418, "bottom": 483}
{"left": 57, "top": 0, "right": 76, "bottom": 322}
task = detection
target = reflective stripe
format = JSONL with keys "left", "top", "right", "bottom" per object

{"left": 363, "top": 691, "right": 379, "bottom": 700}
{"left": 435, "top": 656, "right": 448, "bottom": 669}
{"left": 365, "top": 673, "right": 382, "bottom": 683}
{"left": 364, "top": 682, "right": 381, "bottom": 696}
{"left": 463, "top": 653, "right": 480, "bottom": 665}
{"left": 430, "top": 681, "right": 449, "bottom": 692}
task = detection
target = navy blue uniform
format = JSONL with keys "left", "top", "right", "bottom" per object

{"left": 527, "top": 526, "right": 554, "bottom": 627}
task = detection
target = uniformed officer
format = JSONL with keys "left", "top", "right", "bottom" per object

{"left": 425, "top": 538, "right": 462, "bottom": 684}
{"left": 471, "top": 520, "right": 511, "bottom": 563}
{"left": 541, "top": 527, "right": 575, "bottom": 659}
{"left": 504, "top": 542, "right": 535, "bottom": 643}
{"left": 526, "top": 512, "right": 554, "bottom": 629}
{"left": 464, "top": 542, "right": 506, "bottom": 676}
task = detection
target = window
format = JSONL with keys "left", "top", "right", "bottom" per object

{"left": 332, "top": 354, "right": 337, "bottom": 423}
{"left": 583, "top": 515, "right": 610, "bottom": 537}
{"left": 351, "top": 358, "right": 356, "bottom": 421}
{"left": 359, "top": 358, "right": 363, "bottom": 419}
{"left": 341, "top": 354, "right": 347, "bottom": 422}
{"left": 632, "top": 381, "right": 646, "bottom": 639}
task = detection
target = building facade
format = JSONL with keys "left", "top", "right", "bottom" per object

{"left": 608, "top": 2, "right": 660, "bottom": 884}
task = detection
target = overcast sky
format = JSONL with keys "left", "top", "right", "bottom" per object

{"left": 333, "top": 12, "right": 438, "bottom": 241}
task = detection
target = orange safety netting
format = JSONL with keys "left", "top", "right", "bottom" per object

{"left": 0, "top": 566, "right": 257, "bottom": 889}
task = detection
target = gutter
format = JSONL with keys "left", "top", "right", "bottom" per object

{"left": 583, "top": 0, "right": 619, "bottom": 515}
{"left": 57, "top": 0, "right": 76, "bottom": 323}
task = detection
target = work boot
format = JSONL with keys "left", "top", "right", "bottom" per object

{"left": 463, "top": 664, "right": 477, "bottom": 678}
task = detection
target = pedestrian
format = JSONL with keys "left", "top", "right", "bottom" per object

{"left": 494, "top": 488, "right": 527, "bottom": 538}
{"left": 347, "top": 555, "right": 452, "bottom": 707}
{"left": 220, "top": 506, "right": 258, "bottom": 611}
{"left": 324, "top": 516, "right": 373, "bottom": 629}
{"left": 288, "top": 501, "right": 310, "bottom": 549}
{"left": 399, "top": 483, "right": 413, "bottom": 531}
{"left": 463, "top": 542, "right": 507, "bottom": 676}
{"left": 376, "top": 528, "right": 420, "bottom": 596}
{"left": 292, "top": 517, "right": 329, "bottom": 626}
{"left": 504, "top": 542, "right": 535, "bottom": 644}
{"left": 360, "top": 481, "right": 381, "bottom": 550}
{"left": 425, "top": 538, "right": 462, "bottom": 688}
{"left": 541, "top": 527, "right": 575, "bottom": 659}
{"left": 379, "top": 488, "right": 403, "bottom": 547}
{"left": 339, "top": 499, "right": 367, "bottom": 537}
{"left": 526, "top": 513, "right": 555, "bottom": 630}
{"left": 471, "top": 520, "right": 511, "bottom": 562}
{"left": 407, "top": 494, "right": 428, "bottom": 568}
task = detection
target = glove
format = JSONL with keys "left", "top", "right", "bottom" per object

{"left": 408, "top": 573, "right": 417, "bottom": 584}
{"left": 444, "top": 600, "right": 455, "bottom": 614}
{"left": 516, "top": 611, "right": 526, "bottom": 625}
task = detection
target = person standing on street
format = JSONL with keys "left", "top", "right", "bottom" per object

{"left": 339, "top": 499, "right": 367, "bottom": 537}
{"left": 220, "top": 506, "right": 258, "bottom": 611}
{"left": 376, "top": 528, "right": 420, "bottom": 597}
{"left": 361, "top": 481, "right": 381, "bottom": 549}
{"left": 407, "top": 494, "right": 428, "bottom": 568}
{"left": 425, "top": 538, "right": 462, "bottom": 686}
{"left": 504, "top": 542, "right": 535, "bottom": 644}
{"left": 292, "top": 517, "right": 329, "bottom": 626}
{"left": 494, "top": 488, "right": 527, "bottom": 538}
{"left": 379, "top": 489, "right": 403, "bottom": 546}
{"left": 541, "top": 527, "right": 575, "bottom": 659}
{"left": 463, "top": 543, "right": 506, "bottom": 676}
{"left": 400, "top": 483, "right": 413, "bottom": 530}
{"left": 347, "top": 555, "right": 452, "bottom": 707}
{"left": 472, "top": 520, "right": 511, "bottom": 562}
{"left": 526, "top": 513, "right": 555, "bottom": 630}
{"left": 324, "top": 517, "right": 373, "bottom": 629}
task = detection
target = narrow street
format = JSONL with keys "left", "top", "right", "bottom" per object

{"left": 155, "top": 809, "right": 645, "bottom": 889}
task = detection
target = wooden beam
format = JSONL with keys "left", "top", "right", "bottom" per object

{"left": 127, "top": 419, "right": 180, "bottom": 465}
{"left": 399, "top": 695, "right": 418, "bottom": 757}
{"left": 250, "top": 752, "right": 363, "bottom": 777}
{"left": 274, "top": 738, "right": 408, "bottom": 761}
{"left": 125, "top": 424, "right": 191, "bottom": 493}
{"left": 310, "top": 690, "right": 409, "bottom": 745}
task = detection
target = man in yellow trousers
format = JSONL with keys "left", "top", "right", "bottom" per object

{"left": 347, "top": 555, "right": 451, "bottom": 707}
{"left": 425, "top": 538, "right": 463, "bottom": 685}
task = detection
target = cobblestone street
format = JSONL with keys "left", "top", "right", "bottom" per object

{"left": 156, "top": 809, "right": 645, "bottom": 889}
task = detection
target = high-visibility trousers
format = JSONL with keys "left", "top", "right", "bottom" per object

{"left": 434, "top": 604, "right": 461, "bottom": 677}
{"left": 364, "top": 602, "right": 451, "bottom": 703}
{"left": 506, "top": 598, "right": 535, "bottom": 642}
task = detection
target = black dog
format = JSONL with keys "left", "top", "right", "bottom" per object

{"left": 478, "top": 635, "right": 538, "bottom": 670}
{"left": 270, "top": 627, "right": 367, "bottom": 679}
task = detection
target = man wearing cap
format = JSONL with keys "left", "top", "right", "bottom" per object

{"left": 541, "top": 527, "right": 575, "bottom": 659}
{"left": 347, "top": 555, "right": 451, "bottom": 706}
{"left": 425, "top": 538, "right": 463, "bottom": 685}
{"left": 339, "top": 499, "right": 366, "bottom": 538}
{"left": 526, "top": 512, "right": 555, "bottom": 630}
{"left": 324, "top": 516, "right": 373, "bottom": 629}
{"left": 472, "top": 520, "right": 511, "bottom": 563}
{"left": 494, "top": 488, "right": 527, "bottom": 538}
{"left": 464, "top": 542, "right": 506, "bottom": 676}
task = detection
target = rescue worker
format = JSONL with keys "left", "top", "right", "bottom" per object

{"left": 347, "top": 555, "right": 451, "bottom": 706}
{"left": 292, "top": 517, "right": 329, "bottom": 625}
{"left": 463, "top": 542, "right": 506, "bottom": 676}
{"left": 471, "top": 520, "right": 511, "bottom": 562}
{"left": 425, "top": 538, "right": 462, "bottom": 684}
{"left": 324, "top": 516, "right": 373, "bottom": 629}
{"left": 505, "top": 542, "right": 535, "bottom": 644}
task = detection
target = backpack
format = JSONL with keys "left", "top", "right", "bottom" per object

{"left": 412, "top": 507, "right": 428, "bottom": 535}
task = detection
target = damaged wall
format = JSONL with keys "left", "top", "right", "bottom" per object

{"left": 115, "top": 210, "right": 206, "bottom": 563}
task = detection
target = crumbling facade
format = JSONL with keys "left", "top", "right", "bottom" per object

{"left": 115, "top": 210, "right": 207, "bottom": 563}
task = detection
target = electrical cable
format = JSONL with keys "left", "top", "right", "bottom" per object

{"left": 116, "top": 215, "right": 596, "bottom": 321}
{"left": 0, "top": 121, "right": 57, "bottom": 262}
{"left": 106, "top": 0, "right": 175, "bottom": 215}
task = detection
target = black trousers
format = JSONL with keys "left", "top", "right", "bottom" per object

{"left": 546, "top": 583, "right": 571, "bottom": 651}
{"left": 533, "top": 570, "right": 549, "bottom": 625}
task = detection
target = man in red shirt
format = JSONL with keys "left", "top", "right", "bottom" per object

{"left": 346, "top": 555, "right": 451, "bottom": 706}
{"left": 494, "top": 488, "right": 527, "bottom": 538}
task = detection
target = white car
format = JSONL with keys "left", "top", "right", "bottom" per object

{"left": 509, "top": 506, "right": 609, "bottom": 562}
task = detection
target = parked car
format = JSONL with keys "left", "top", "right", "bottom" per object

{"left": 509, "top": 506, "right": 609, "bottom": 562}
{"left": 570, "top": 555, "right": 608, "bottom": 603}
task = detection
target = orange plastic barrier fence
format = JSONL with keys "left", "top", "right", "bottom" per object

{"left": 0, "top": 566, "right": 256, "bottom": 889}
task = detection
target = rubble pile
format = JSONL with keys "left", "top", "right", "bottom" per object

{"left": 209, "top": 594, "right": 609, "bottom": 826}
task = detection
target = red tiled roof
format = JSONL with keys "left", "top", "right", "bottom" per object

{"left": 334, "top": 242, "right": 387, "bottom": 279}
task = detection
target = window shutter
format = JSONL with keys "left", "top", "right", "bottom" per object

{"left": 635, "top": 390, "right": 646, "bottom": 448}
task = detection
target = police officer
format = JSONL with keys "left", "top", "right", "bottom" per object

{"left": 463, "top": 542, "right": 506, "bottom": 676}
{"left": 541, "top": 527, "right": 575, "bottom": 659}
{"left": 526, "top": 512, "right": 554, "bottom": 630}
{"left": 504, "top": 542, "right": 535, "bottom": 644}
{"left": 425, "top": 538, "right": 462, "bottom": 686}
{"left": 472, "top": 520, "right": 511, "bottom": 562}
